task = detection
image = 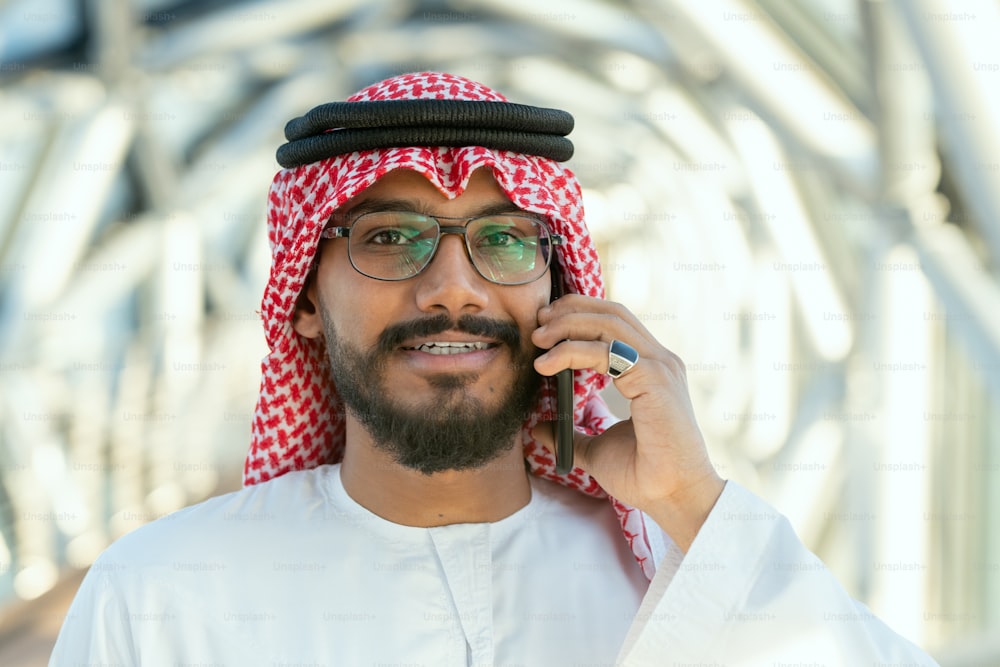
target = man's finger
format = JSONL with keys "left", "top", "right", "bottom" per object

{"left": 533, "top": 339, "right": 613, "bottom": 376}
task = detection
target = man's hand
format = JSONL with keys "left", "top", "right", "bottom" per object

{"left": 531, "top": 294, "right": 725, "bottom": 552}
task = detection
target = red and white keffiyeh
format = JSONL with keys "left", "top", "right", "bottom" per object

{"left": 245, "top": 72, "right": 655, "bottom": 579}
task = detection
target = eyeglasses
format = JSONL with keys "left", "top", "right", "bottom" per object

{"left": 320, "top": 211, "right": 564, "bottom": 285}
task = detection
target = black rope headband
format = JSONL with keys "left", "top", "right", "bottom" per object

{"left": 276, "top": 100, "right": 574, "bottom": 168}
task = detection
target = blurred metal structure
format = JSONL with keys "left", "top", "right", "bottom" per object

{"left": 1, "top": 0, "right": 998, "bottom": 663}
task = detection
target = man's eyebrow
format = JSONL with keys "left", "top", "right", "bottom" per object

{"left": 336, "top": 198, "right": 416, "bottom": 221}
{"left": 473, "top": 201, "right": 535, "bottom": 217}
{"left": 332, "top": 198, "right": 535, "bottom": 223}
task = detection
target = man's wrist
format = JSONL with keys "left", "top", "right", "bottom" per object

{"left": 645, "top": 475, "right": 727, "bottom": 553}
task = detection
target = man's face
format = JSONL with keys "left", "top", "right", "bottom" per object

{"left": 296, "top": 167, "right": 552, "bottom": 474}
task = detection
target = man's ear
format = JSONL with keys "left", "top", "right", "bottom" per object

{"left": 292, "top": 272, "right": 323, "bottom": 339}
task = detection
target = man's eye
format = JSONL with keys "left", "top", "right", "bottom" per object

{"left": 482, "top": 231, "right": 519, "bottom": 247}
{"left": 368, "top": 227, "right": 418, "bottom": 245}
{"left": 477, "top": 224, "right": 524, "bottom": 248}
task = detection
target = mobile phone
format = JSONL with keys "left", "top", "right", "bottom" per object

{"left": 549, "top": 262, "right": 574, "bottom": 475}
{"left": 555, "top": 367, "right": 573, "bottom": 474}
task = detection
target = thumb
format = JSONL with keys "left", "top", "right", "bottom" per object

{"left": 529, "top": 420, "right": 597, "bottom": 471}
{"left": 529, "top": 420, "right": 557, "bottom": 454}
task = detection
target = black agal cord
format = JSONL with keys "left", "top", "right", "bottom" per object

{"left": 276, "top": 100, "right": 575, "bottom": 167}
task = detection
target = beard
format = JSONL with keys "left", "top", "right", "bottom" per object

{"left": 319, "top": 309, "right": 542, "bottom": 474}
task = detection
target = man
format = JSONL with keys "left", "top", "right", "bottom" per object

{"left": 50, "top": 71, "right": 938, "bottom": 665}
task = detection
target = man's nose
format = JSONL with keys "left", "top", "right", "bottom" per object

{"left": 413, "top": 234, "right": 490, "bottom": 315}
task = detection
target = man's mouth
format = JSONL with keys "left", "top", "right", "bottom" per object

{"left": 403, "top": 341, "right": 497, "bottom": 355}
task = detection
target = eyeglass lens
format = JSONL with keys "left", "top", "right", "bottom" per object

{"left": 348, "top": 212, "right": 552, "bottom": 284}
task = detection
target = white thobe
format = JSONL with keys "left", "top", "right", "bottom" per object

{"left": 49, "top": 464, "right": 939, "bottom": 666}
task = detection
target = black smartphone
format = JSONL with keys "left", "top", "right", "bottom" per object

{"left": 554, "top": 367, "right": 573, "bottom": 474}
{"left": 549, "top": 262, "right": 574, "bottom": 475}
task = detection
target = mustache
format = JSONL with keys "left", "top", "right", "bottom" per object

{"left": 378, "top": 313, "right": 522, "bottom": 354}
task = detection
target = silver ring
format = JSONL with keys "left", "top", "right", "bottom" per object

{"left": 607, "top": 339, "right": 639, "bottom": 378}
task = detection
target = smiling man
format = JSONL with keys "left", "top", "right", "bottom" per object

{"left": 49, "top": 72, "right": 938, "bottom": 666}
{"left": 303, "top": 169, "right": 550, "bottom": 483}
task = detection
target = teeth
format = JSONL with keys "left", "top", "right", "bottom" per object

{"left": 412, "top": 342, "right": 491, "bottom": 355}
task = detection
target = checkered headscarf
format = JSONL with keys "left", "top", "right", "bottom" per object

{"left": 245, "top": 72, "right": 654, "bottom": 579}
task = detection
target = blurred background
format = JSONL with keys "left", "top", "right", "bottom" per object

{"left": 1, "top": 0, "right": 998, "bottom": 664}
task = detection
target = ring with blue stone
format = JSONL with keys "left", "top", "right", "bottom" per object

{"left": 607, "top": 339, "right": 639, "bottom": 378}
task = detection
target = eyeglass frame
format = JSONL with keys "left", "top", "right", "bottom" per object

{"left": 318, "top": 210, "right": 565, "bottom": 286}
